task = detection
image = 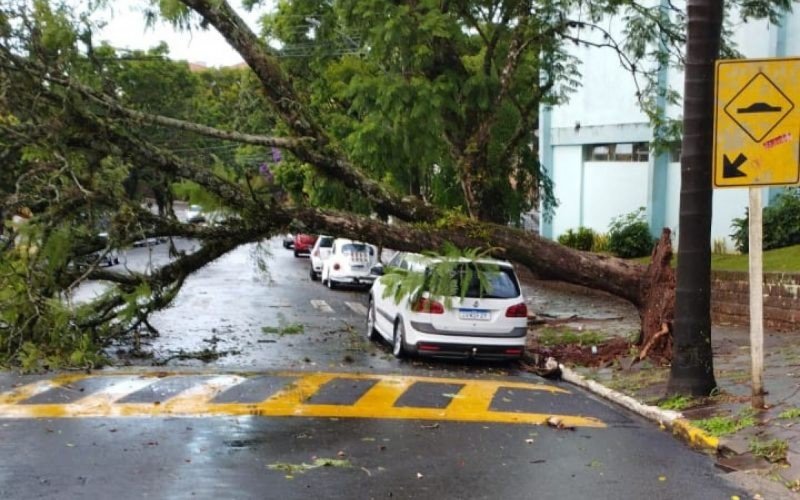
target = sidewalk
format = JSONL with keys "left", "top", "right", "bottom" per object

{"left": 518, "top": 277, "right": 800, "bottom": 496}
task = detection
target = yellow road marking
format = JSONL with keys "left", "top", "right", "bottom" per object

{"left": 0, "top": 371, "right": 605, "bottom": 428}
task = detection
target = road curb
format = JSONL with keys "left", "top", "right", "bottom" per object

{"left": 558, "top": 364, "right": 720, "bottom": 453}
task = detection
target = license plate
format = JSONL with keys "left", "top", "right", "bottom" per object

{"left": 458, "top": 308, "right": 490, "bottom": 321}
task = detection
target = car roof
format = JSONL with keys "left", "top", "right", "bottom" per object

{"left": 396, "top": 251, "right": 513, "bottom": 268}
{"left": 332, "top": 238, "right": 373, "bottom": 246}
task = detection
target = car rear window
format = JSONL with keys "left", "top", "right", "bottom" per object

{"left": 342, "top": 243, "right": 374, "bottom": 255}
{"left": 319, "top": 236, "right": 334, "bottom": 247}
{"left": 430, "top": 263, "right": 520, "bottom": 299}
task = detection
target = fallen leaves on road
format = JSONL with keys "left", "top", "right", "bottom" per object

{"left": 416, "top": 472, "right": 424, "bottom": 479}
{"left": 420, "top": 423, "right": 440, "bottom": 430}
{"left": 267, "top": 458, "right": 353, "bottom": 477}
{"left": 525, "top": 438, "right": 534, "bottom": 444}
{"left": 546, "top": 416, "right": 575, "bottom": 431}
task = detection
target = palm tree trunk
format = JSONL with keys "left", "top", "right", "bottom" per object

{"left": 667, "top": 0, "right": 723, "bottom": 395}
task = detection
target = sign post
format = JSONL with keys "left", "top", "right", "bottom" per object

{"left": 747, "top": 187, "right": 764, "bottom": 409}
{"left": 713, "top": 57, "right": 800, "bottom": 409}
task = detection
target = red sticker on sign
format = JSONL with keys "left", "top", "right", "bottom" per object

{"left": 763, "top": 133, "right": 792, "bottom": 149}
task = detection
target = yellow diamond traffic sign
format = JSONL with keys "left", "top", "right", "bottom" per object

{"left": 713, "top": 58, "right": 800, "bottom": 188}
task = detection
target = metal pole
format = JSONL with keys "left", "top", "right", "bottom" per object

{"left": 748, "top": 187, "right": 765, "bottom": 409}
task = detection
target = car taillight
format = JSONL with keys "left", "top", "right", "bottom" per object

{"left": 412, "top": 297, "right": 444, "bottom": 314}
{"left": 313, "top": 249, "right": 319, "bottom": 257}
{"left": 418, "top": 344, "right": 440, "bottom": 351}
{"left": 333, "top": 262, "right": 341, "bottom": 271}
{"left": 505, "top": 348, "right": 523, "bottom": 355}
{"left": 505, "top": 303, "right": 528, "bottom": 318}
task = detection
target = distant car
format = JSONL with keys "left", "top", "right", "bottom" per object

{"left": 293, "top": 234, "right": 317, "bottom": 257}
{"left": 73, "top": 232, "right": 120, "bottom": 268}
{"left": 366, "top": 252, "right": 528, "bottom": 360}
{"left": 309, "top": 235, "right": 335, "bottom": 281}
{"left": 321, "top": 238, "right": 378, "bottom": 289}
{"left": 283, "top": 234, "right": 294, "bottom": 249}
{"left": 185, "top": 204, "right": 206, "bottom": 224}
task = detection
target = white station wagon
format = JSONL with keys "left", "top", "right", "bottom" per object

{"left": 367, "top": 252, "right": 528, "bottom": 360}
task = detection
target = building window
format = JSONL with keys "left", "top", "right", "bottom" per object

{"left": 583, "top": 142, "right": 650, "bottom": 162}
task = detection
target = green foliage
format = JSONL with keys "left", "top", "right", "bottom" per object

{"left": 592, "top": 233, "right": 609, "bottom": 253}
{"left": 731, "top": 188, "right": 800, "bottom": 254}
{"left": 749, "top": 438, "right": 788, "bottom": 463}
{"left": 778, "top": 407, "right": 800, "bottom": 420}
{"left": 557, "top": 227, "right": 596, "bottom": 251}
{"left": 657, "top": 394, "right": 694, "bottom": 411}
{"left": 607, "top": 208, "right": 654, "bottom": 258}
{"left": 261, "top": 323, "right": 305, "bottom": 336}
{"left": 380, "top": 243, "right": 500, "bottom": 310}
{"left": 694, "top": 409, "right": 756, "bottom": 437}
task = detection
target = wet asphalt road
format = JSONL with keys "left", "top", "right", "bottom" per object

{"left": 0, "top": 238, "right": 745, "bottom": 499}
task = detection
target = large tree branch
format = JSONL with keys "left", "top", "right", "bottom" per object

{"left": 177, "top": 0, "right": 439, "bottom": 223}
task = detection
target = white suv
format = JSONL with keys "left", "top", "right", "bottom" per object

{"left": 309, "top": 235, "right": 334, "bottom": 281}
{"left": 321, "top": 238, "right": 378, "bottom": 289}
{"left": 367, "top": 252, "right": 528, "bottom": 360}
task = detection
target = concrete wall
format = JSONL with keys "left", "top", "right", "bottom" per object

{"left": 582, "top": 162, "right": 649, "bottom": 232}
{"left": 712, "top": 272, "right": 800, "bottom": 330}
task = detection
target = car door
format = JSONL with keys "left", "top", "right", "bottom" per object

{"left": 372, "top": 252, "right": 406, "bottom": 337}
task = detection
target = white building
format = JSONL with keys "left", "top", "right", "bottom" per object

{"left": 539, "top": 8, "right": 800, "bottom": 251}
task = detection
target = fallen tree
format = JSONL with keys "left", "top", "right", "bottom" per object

{"left": 0, "top": 0, "right": 682, "bottom": 368}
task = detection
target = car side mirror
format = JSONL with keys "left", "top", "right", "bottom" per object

{"left": 370, "top": 264, "right": 384, "bottom": 276}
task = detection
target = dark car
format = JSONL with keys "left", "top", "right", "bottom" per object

{"left": 293, "top": 234, "right": 317, "bottom": 257}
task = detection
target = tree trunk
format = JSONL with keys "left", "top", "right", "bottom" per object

{"left": 667, "top": 0, "right": 722, "bottom": 395}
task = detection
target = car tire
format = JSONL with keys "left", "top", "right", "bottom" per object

{"left": 366, "top": 298, "right": 379, "bottom": 341}
{"left": 294, "top": 249, "right": 300, "bottom": 258}
{"left": 283, "top": 241, "right": 290, "bottom": 249}
{"left": 392, "top": 319, "right": 407, "bottom": 359}
{"left": 327, "top": 275, "right": 337, "bottom": 290}
{"left": 309, "top": 268, "right": 319, "bottom": 281}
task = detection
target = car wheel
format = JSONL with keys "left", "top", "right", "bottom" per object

{"left": 366, "top": 298, "right": 379, "bottom": 341}
{"left": 392, "top": 319, "right": 407, "bottom": 358}
{"left": 309, "top": 267, "right": 319, "bottom": 281}
{"left": 283, "top": 241, "right": 290, "bottom": 249}
{"left": 294, "top": 249, "right": 300, "bottom": 258}
{"left": 327, "top": 275, "right": 337, "bottom": 290}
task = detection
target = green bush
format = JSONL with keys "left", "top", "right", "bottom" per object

{"left": 731, "top": 188, "right": 800, "bottom": 254}
{"left": 607, "top": 208, "right": 654, "bottom": 258}
{"left": 557, "top": 227, "right": 595, "bottom": 251}
{"left": 592, "top": 232, "right": 609, "bottom": 253}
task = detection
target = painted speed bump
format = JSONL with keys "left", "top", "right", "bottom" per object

{"left": 0, "top": 371, "right": 605, "bottom": 428}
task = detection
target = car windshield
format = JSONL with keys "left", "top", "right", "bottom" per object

{"left": 429, "top": 263, "right": 520, "bottom": 299}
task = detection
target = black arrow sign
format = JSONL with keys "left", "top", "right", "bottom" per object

{"left": 723, "top": 153, "right": 748, "bottom": 178}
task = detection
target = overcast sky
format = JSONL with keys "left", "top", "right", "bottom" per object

{"left": 92, "top": 1, "right": 267, "bottom": 67}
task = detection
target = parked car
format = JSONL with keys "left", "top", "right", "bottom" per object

{"left": 282, "top": 234, "right": 295, "bottom": 249}
{"left": 185, "top": 204, "right": 206, "bottom": 224}
{"left": 293, "top": 234, "right": 317, "bottom": 257}
{"left": 73, "top": 232, "right": 120, "bottom": 268}
{"left": 366, "top": 252, "right": 528, "bottom": 360}
{"left": 321, "top": 238, "right": 378, "bottom": 289}
{"left": 309, "top": 235, "right": 335, "bottom": 281}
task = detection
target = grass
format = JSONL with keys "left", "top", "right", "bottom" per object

{"left": 694, "top": 408, "right": 757, "bottom": 437}
{"left": 536, "top": 326, "right": 607, "bottom": 347}
{"left": 749, "top": 438, "right": 788, "bottom": 463}
{"left": 657, "top": 394, "right": 695, "bottom": 411}
{"left": 778, "top": 407, "right": 800, "bottom": 419}
{"left": 605, "top": 368, "right": 668, "bottom": 393}
{"left": 633, "top": 244, "right": 800, "bottom": 272}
